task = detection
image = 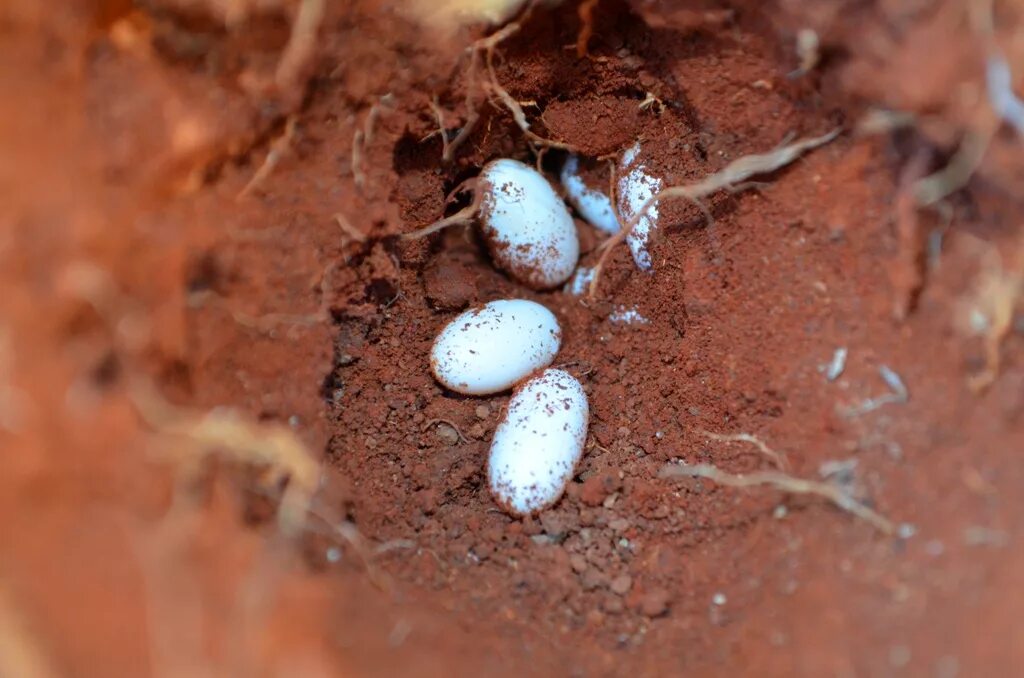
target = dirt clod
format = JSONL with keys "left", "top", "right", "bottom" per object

{"left": 637, "top": 589, "right": 671, "bottom": 618}
{"left": 580, "top": 471, "right": 623, "bottom": 506}
{"left": 610, "top": 574, "right": 633, "bottom": 596}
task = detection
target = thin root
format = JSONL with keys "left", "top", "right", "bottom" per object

{"left": 274, "top": 0, "right": 326, "bottom": 107}
{"left": 427, "top": 96, "right": 453, "bottom": 160}
{"left": 352, "top": 93, "right": 396, "bottom": 190}
{"left": 891, "top": 149, "right": 932, "bottom": 321}
{"left": 837, "top": 365, "right": 909, "bottom": 418}
{"left": 699, "top": 429, "right": 787, "bottom": 469}
{"left": 483, "top": 42, "right": 574, "bottom": 151}
{"left": 588, "top": 128, "right": 840, "bottom": 297}
{"left": 237, "top": 116, "right": 298, "bottom": 201}
{"left": 659, "top": 462, "right": 895, "bottom": 535}
{"left": 334, "top": 212, "right": 367, "bottom": 243}
{"left": 129, "top": 378, "right": 320, "bottom": 535}
{"left": 913, "top": 109, "right": 997, "bottom": 207}
{"left": 430, "top": 5, "right": 571, "bottom": 161}
{"left": 424, "top": 418, "right": 469, "bottom": 443}
{"left": 129, "top": 378, "right": 385, "bottom": 583}
{"left": 430, "top": 19, "right": 519, "bottom": 163}
{"left": 789, "top": 28, "right": 819, "bottom": 77}
{"left": 401, "top": 196, "right": 482, "bottom": 240}
{"left": 638, "top": 92, "right": 666, "bottom": 113}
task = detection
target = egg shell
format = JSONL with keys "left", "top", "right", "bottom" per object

{"left": 479, "top": 158, "right": 580, "bottom": 289}
{"left": 617, "top": 143, "right": 662, "bottom": 271}
{"left": 430, "top": 299, "right": 561, "bottom": 395}
{"left": 563, "top": 265, "right": 595, "bottom": 296}
{"left": 609, "top": 305, "right": 649, "bottom": 325}
{"left": 560, "top": 155, "right": 621, "bottom": 234}
{"left": 488, "top": 368, "right": 589, "bottom": 515}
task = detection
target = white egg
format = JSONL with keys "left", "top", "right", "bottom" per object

{"left": 617, "top": 143, "right": 663, "bottom": 271}
{"left": 479, "top": 159, "right": 580, "bottom": 289}
{"left": 488, "top": 368, "right": 589, "bottom": 515}
{"left": 430, "top": 299, "right": 561, "bottom": 395}
{"left": 560, "top": 155, "right": 621, "bottom": 234}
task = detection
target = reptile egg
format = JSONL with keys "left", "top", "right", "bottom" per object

{"left": 479, "top": 159, "right": 580, "bottom": 289}
{"left": 488, "top": 368, "right": 589, "bottom": 515}
{"left": 560, "top": 154, "right": 621, "bottom": 234}
{"left": 430, "top": 299, "right": 561, "bottom": 395}
{"left": 617, "top": 142, "right": 663, "bottom": 271}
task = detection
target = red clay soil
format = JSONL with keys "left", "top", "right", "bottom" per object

{"left": 2, "top": 0, "right": 1024, "bottom": 676}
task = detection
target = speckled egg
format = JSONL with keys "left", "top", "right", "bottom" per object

{"left": 617, "top": 142, "right": 663, "bottom": 271}
{"left": 479, "top": 159, "right": 580, "bottom": 289}
{"left": 430, "top": 299, "right": 561, "bottom": 395}
{"left": 488, "top": 368, "right": 589, "bottom": 515}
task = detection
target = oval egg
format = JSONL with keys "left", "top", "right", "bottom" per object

{"left": 617, "top": 142, "right": 663, "bottom": 271}
{"left": 430, "top": 299, "right": 561, "bottom": 395}
{"left": 478, "top": 158, "right": 580, "bottom": 289}
{"left": 488, "top": 368, "right": 589, "bottom": 515}
{"left": 560, "top": 154, "right": 621, "bottom": 235}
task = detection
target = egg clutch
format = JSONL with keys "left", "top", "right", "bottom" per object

{"left": 420, "top": 153, "right": 655, "bottom": 516}
{"left": 430, "top": 301, "right": 587, "bottom": 515}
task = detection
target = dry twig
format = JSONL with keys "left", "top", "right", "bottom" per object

{"left": 659, "top": 462, "right": 895, "bottom": 534}
{"left": 588, "top": 128, "right": 841, "bottom": 296}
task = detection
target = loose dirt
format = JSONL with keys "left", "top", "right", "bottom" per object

{"left": 2, "top": 0, "right": 1023, "bottom": 676}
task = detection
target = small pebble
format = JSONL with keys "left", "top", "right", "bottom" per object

{"left": 602, "top": 596, "right": 624, "bottom": 615}
{"left": 435, "top": 423, "right": 460, "bottom": 446}
{"left": 581, "top": 569, "right": 609, "bottom": 591}
{"left": 609, "top": 518, "right": 631, "bottom": 533}
{"left": 639, "top": 589, "right": 670, "bottom": 617}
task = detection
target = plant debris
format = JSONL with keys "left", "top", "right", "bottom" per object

{"left": 659, "top": 462, "right": 895, "bottom": 534}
